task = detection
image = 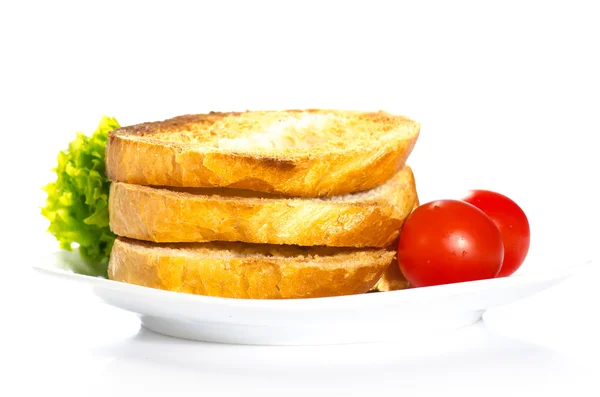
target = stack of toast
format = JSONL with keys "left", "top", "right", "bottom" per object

{"left": 105, "top": 110, "right": 420, "bottom": 299}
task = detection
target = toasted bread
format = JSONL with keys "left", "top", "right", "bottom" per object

{"left": 372, "top": 257, "right": 412, "bottom": 292}
{"left": 108, "top": 237, "right": 395, "bottom": 299}
{"left": 106, "top": 110, "right": 420, "bottom": 197}
{"left": 108, "top": 165, "right": 418, "bottom": 248}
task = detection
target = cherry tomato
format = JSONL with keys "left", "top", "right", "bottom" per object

{"left": 397, "top": 199, "right": 504, "bottom": 287}
{"left": 462, "top": 190, "right": 530, "bottom": 277}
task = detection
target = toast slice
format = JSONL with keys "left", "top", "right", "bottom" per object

{"left": 106, "top": 110, "right": 420, "bottom": 197}
{"left": 109, "top": 165, "right": 418, "bottom": 248}
{"left": 108, "top": 237, "right": 395, "bottom": 299}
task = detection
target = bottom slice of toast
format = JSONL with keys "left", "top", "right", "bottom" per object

{"left": 108, "top": 237, "right": 396, "bottom": 299}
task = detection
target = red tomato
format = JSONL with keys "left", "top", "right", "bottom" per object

{"left": 462, "top": 190, "right": 530, "bottom": 277}
{"left": 397, "top": 199, "right": 504, "bottom": 287}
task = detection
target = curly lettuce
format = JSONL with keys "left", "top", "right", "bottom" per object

{"left": 42, "top": 116, "right": 120, "bottom": 277}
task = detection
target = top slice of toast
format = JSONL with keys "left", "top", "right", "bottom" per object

{"left": 106, "top": 109, "right": 420, "bottom": 197}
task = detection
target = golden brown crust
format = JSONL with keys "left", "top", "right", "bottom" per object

{"left": 108, "top": 166, "right": 418, "bottom": 248}
{"left": 371, "top": 196, "right": 421, "bottom": 292}
{"left": 372, "top": 257, "right": 412, "bottom": 292}
{"left": 106, "top": 110, "right": 420, "bottom": 197}
{"left": 108, "top": 238, "right": 395, "bottom": 299}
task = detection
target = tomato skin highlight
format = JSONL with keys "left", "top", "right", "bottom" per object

{"left": 397, "top": 199, "right": 504, "bottom": 287}
{"left": 462, "top": 190, "right": 530, "bottom": 277}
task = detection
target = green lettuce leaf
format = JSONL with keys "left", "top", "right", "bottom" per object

{"left": 42, "top": 116, "right": 120, "bottom": 277}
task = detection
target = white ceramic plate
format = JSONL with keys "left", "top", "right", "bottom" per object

{"left": 33, "top": 251, "right": 588, "bottom": 345}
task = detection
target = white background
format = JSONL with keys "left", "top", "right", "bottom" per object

{"left": 1, "top": 1, "right": 599, "bottom": 396}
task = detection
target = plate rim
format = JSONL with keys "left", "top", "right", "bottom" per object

{"left": 32, "top": 252, "right": 592, "bottom": 310}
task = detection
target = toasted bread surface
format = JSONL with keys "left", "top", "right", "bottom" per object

{"left": 370, "top": 198, "right": 421, "bottom": 292}
{"left": 108, "top": 238, "right": 395, "bottom": 299}
{"left": 372, "top": 258, "right": 412, "bottom": 292}
{"left": 106, "top": 110, "right": 420, "bottom": 197}
{"left": 109, "top": 166, "right": 418, "bottom": 248}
